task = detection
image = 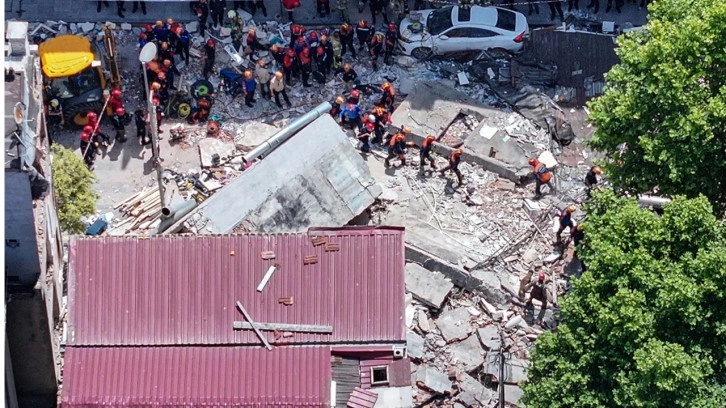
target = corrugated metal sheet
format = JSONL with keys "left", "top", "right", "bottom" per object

{"left": 527, "top": 29, "right": 619, "bottom": 88}
{"left": 61, "top": 346, "right": 331, "bottom": 407}
{"left": 67, "top": 227, "right": 406, "bottom": 346}
{"left": 172, "top": 114, "right": 381, "bottom": 234}
{"left": 347, "top": 387, "right": 378, "bottom": 408}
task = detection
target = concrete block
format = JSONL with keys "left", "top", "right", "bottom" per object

{"left": 500, "top": 384, "right": 524, "bottom": 406}
{"left": 416, "top": 309, "right": 430, "bottom": 333}
{"left": 80, "top": 22, "right": 95, "bottom": 33}
{"left": 198, "top": 138, "right": 236, "bottom": 168}
{"left": 186, "top": 21, "right": 198, "bottom": 33}
{"left": 121, "top": 23, "right": 132, "bottom": 30}
{"left": 415, "top": 366, "right": 452, "bottom": 394}
{"left": 371, "top": 386, "right": 413, "bottom": 408}
{"left": 458, "top": 373, "right": 487, "bottom": 402}
{"left": 435, "top": 307, "right": 472, "bottom": 342}
{"left": 476, "top": 326, "right": 500, "bottom": 351}
{"left": 407, "top": 330, "right": 425, "bottom": 360}
{"left": 233, "top": 121, "right": 279, "bottom": 151}
{"left": 505, "top": 315, "right": 528, "bottom": 330}
{"left": 505, "top": 358, "right": 529, "bottom": 385}
{"left": 405, "top": 263, "right": 454, "bottom": 309}
{"left": 447, "top": 335, "right": 485, "bottom": 371}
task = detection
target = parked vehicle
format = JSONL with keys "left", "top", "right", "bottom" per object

{"left": 398, "top": 6, "right": 528, "bottom": 59}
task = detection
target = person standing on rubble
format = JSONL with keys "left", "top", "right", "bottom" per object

{"left": 330, "top": 96, "right": 345, "bottom": 117}
{"left": 194, "top": 0, "right": 210, "bottom": 36}
{"left": 584, "top": 165, "right": 602, "bottom": 197}
{"left": 439, "top": 148, "right": 464, "bottom": 186}
{"left": 80, "top": 130, "right": 97, "bottom": 169}
{"left": 339, "top": 102, "right": 363, "bottom": 131}
{"left": 370, "top": 105, "right": 390, "bottom": 144}
{"left": 385, "top": 127, "right": 412, "bottom": 167}
{"left": 571, "top": 224, "right": 588, "bottom": 273}
{"left": 175, "top": 25, "right": 191, "bottom": 66}
{"left": 290, "top": 23, "right": 306, "bottom": 47}
{"left": 348, "top": 89, "right": 360, "bottom": 105}
{"left": 153, "top": 21, "right": 169, "bottom": 43}
{"left": 379, "top": 82, "right": 396, "bottom": 111}
{"left": 202, "top": 39, "right": 216, "bottom": 79}
{"left": 299, "top": 46, "right": 313, "bottom": 87}
{"left": 318, "top": 35, "right": 334, "bottom": 79}
{"left": 255, "top": 60, "right": 271, "bottom": 100}
{"left": 134, "top": 108, "right": 150, "bottom": 146}
{"left": 518, "top": 263, "right": 543, "bottom": 301}
{"left": 356, "top": 20, "right": 372, "bottom": 52}
{"left": 209, "top": 0, "right": 227, "bottom": 30}
{"left": 524, "top": 272, "right": 548, "bottom": 326}
{"left": 242, "top": 70, "right": 257, "bottom": 107}
{"left": 340, "top": 63, "right": 358, "bottom": 91}
{"left": 283, "top": 48, "right": 297, "bottom": 84}
{"left": 556, "top": 205, "right": 576, "bottom": 245}
{"left": 270, "top": 71, "right": 292, "bottom": 108}
{"left": 339, "top": 23, "right": 356, "bottom": 58}
{"left": 384, "top": 23, "right": 397, "bottom": 65}
{"left": 331, "top": 31, "right": 343, "bottom": 70}
{"left": 527, "top": 157, "right": 553, "bottom": 198}
{"left": 359, "top": 117, "right": 375, "bottom": 153}
{"left": 419, "top": 135, "right": 437, "bottom": 171}
{"left": 271, "top": 44, "right": 286, "bottom": 66}
{"left": 368, "top": 33, "right": 384, "bottom": 72}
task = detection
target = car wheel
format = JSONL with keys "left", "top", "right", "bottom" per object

{"left": 411, "top": 47, "right": 433, "bottom": 60}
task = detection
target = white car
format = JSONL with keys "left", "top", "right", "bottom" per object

{"left": 398, "top": 6, "right": 529, "bottom": 59}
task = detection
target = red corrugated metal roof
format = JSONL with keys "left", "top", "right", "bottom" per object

{"left": 67, "top": 227, "right": 406, "bottom": 346}
{"left": 347, "top": 387, "right": 378, "bottom": 408}
{"left": 61, "top": 346, "right": 331, "bottom": 407}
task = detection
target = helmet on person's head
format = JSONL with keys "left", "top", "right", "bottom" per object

{"left": 366, "top": 122, "right": 375, "bottom": 131}
{"left": 335, "top": 96, "right": 344, "bottom": 104}
{"left": 402, "top": 126, "right": 411, "bottom": 134}
{"left": 375, "top": 33, "right": 384, "bottom": 42}
{"left": 50, "top": 99, "right": 59, "bottom": 108}
{"left": 593, "top": 165, "right": 602, "bottom": 174}
{"left": 576, "top": 224, "right": 584, "bottom": 232}
{"left": 87, "top": 112, "right": 97, "bottom": 121}
{"left": 358, "top": 20, "right": 367, "bottom": 27}
{"left": 388, "top": 22, "right": 397, "bottom": 31}
{"left": 381, "top": 82, "right": 390, "bottom": 90}
{"left": 145, "top": 23, "right": 153, "bottom": 31}
{"left": 341, "top": 23, "right": 350, "bottom": 30}
{"left": 207, "top": 38, "right": 215, "bottom": 47}
{"left": 83, "top": 125, "right": 94, "bottom": 134}
{"left": 351, "top": 89, "right": 360, "bottom": 98}
{"left": 426, "top": 135, "right": 435, "bottom": 141}
{"left": 244, "top": 70, "right": 253, "bottom": 79}
{"left": 115, "top": 107, "right": 125, "bottom": 116}
{"left": 528, "top": 157, "right": 537, "bottom": 166}
{"left": 567, "top": 205, "right": 576, "bottom": 213}
{"left": 296, "top": 36, "right": 305, "bottom": 44}
{"left": 309, "top": 31, "right": 318, "bottom": 39}
{"left": 368, "top": 114, "right": 376, "bottom": 122}
{"left": 286, "top": 48, "right": 296, "bottom": 56}
{"left": 453, "top": 148, "right": 463, "bottom": 156}
{"left": 538, "top": 272, "right": 545, "bottom": 281}
{"left": 80, "top": 132, "right": 90, "bottom": 142}
{"left": 227, "top": 10, "right": 237, "bottom": 19}
{"left": 139, "top": 32, "right": 147, "bottom": 40}
{"left": 111, "top": 89, "right": 121, "bottom": 97}
{"left": 152, "top": 97, "right": 161, "bottom": 105}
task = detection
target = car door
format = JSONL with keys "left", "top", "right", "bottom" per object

{"left": 434, "top": 27, "right": 470, "bottom": 54}
{"left": 466, "top": 27, "right": 504, "bottom": 51}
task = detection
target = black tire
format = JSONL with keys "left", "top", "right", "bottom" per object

{"left": 411, "top": 47, "right": 433, "bottom": 60}
{"left": 63, "top": 101, "right": 105, "bottom": 129}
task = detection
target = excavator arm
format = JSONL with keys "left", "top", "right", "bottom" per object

{"left": 102, "top": 24, "right": 122, "bottom": 89}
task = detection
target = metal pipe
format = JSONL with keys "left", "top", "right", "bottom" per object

{"left": 638, "top": 195, "right": 672, "bottom": 209}
{"left": 154, "top": 199, "right": 198, "bottom": 235}
{"left": 243, "top": 101, "right": 332, "bottom": 163}
{"left": 148, "top": 90, "right": 166, "bottom": 209}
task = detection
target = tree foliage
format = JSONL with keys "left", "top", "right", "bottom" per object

{"left": 51, "top": 144, "right": 98, "bottom": 234}
{"left": 588, "top": 0, "right": 726, "bottom": 214}
{"left": 522, "top": 190, "right": 726, "bottom": 408}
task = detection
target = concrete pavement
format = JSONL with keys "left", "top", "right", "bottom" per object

{"left": 6, "top": 0, "right": 649, "bottom": 28}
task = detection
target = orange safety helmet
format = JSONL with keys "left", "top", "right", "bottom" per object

{"left": 335, "top": 96, "right": 344, "bottom": 104}
{"left": 566, "top": 205, "right": 576, "bottom": 213}
{"left": 244, "top": 70, "right": 253, "bottom": 79}
{"left": 528, "top": 157, "right": 538, "bottom": 166}
{"left": 453, "top": 148, "right": 463, "bottom": 157}
{"left": 538, "top": 272, "right": 545, "bottom": 281}
{"left": 402, "top": 126, "right": 411, "bottom": 134}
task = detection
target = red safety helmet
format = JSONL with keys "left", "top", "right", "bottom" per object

{"left": 538, "top": 272, "right": 545, "bottom": 282}
{"left": 157, "top": 71, "right": 166, "bottom": 80}
{"left": 152, "top": 97, "right": 161, "bottom": 105}
{"left": 388, "top": 22, "right": 397, "bottom": 31}
{"left": 365, "top": 122, "right": 375, "bottom": 131}
{"left": 115, "top": 107, "right": 125, "bottom": 116}
{"left": 83, "top": 125, "right": 94, "bottom": 134}
{"left": 86, "top": 112, "right": 97, "bottom": 121}
{"left": 145, "top": 23, "right": 153, "bottom": 31}
{"left": 139, "top": 32, "right": 147, "bottom": 40}
{"left": 309, "top": 31, "right": 318, "bottom": 39}
{"left": 80, "top": 132, "right": 90, "bottom": 142}
{"left": 111, "top": 89, "right": 121, "bottom": 98}
{"left": 286, "top": 48, "right": 296, "bottom": 57}
{"left": 296, "top": 36, "right": 305, "bottom": 45}
{"left": 528, "top": 157, "right": 537, "bottom": 166}
{"left": 206, "top": 38, "right": 215, "bottom": 47}
{"left": 351, "top": 89, "right": 360, "bottom": 98}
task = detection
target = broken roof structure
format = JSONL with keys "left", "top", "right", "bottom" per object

{"left": 168, "top": 113, "right": 382, "bottom": 234}
{"left": 62, "top": 227, "right": 407, "bottom": 406}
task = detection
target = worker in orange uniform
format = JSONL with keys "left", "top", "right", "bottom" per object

{"left": 370, "top": 104, "right": 390, "bottom": 144}
{"left": 527, "top": 157, "right": 553, "bottom": 198}
{"left": 385, "top": 126, "right": 412, "bottom": 167}
{"left": 556, "top": 205, "right": 576, "bottom": 244}
{"left": 379, "top": 81, "right": 395, "bottom": 111}
{"left": 419, "top": 135, "right": 437, "bottom": 171}
{"left": 439, "top": 148, "right": 464, "bottom": 186}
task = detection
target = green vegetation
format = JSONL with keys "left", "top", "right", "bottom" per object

{"left": 51, "top": 144, "right": 98, "bottom": 234}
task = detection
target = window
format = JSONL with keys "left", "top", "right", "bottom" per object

{"left": 495, "top": 8, "right": 516, "bottom": 31}
{"left": 49, "top": 67, "right": 102, "bottom": 100}
{"left": 370, "top": 366, "right": 389, "bottom": 385}
{"left": 443, "top": 28, "right": 470, "bottom": 38}
{"left": 427, "top": 6, "right": 454, "bottom": 35}
{"left": 467, "top": 28, "right": 499, "bottom": 38}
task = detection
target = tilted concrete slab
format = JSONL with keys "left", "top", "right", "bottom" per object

{"left": 405, "top": 263, "right": 454, "bottom": 310}
{"left": 389, "top": 81, "right": 537, "bottom": 181}
{"left": 172, "top": 114, "right": 382, "bottom": 233}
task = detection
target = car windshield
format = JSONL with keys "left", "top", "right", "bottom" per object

{"left": 427, "top": 7, "right": 454, "bottom": 35}
{"left": 49, "top": 67, "right": 101, "bottom": 99}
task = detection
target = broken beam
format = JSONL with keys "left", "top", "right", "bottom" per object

{"left": 233, "top": 322, "right": 333, "bottom": 333}
{"left": 235, "top": 301, "right": 273, "bottom": 350}
{"left": 256, "top": 263, "right": 279, "bottom": 292}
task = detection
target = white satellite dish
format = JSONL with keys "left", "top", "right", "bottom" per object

{"left": 13, "top": 102, "right": 25, "bottom": 125}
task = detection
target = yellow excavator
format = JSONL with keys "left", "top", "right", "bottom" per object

{"left": 38, "top": 24, "right": 122, "bottom": 127}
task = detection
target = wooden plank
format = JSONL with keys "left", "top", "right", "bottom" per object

{"left": 235, "top": 301, "right": 273, "bottom": 350}
{"left": 325, "top": 243, "right": 341, "bottom": 252}
{"left": 233, "top": 321, "right": 333, "bottom": 333}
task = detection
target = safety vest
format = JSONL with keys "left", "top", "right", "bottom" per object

{"left": 389, "top": 133, "right": 405, "bottom": 147}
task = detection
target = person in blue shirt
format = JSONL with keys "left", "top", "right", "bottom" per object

{"left": 339, "top": 102, "right": 362, "bottom": 131}
{"left": 175, "top": 25, "right": 191, "bottom": 65}
{"left": 556, "top": 206, "right": 576, "bottom": 244}
{"left": 242, "top": 70, "right": 256, "bottom": 107}
{"left": 153, "top": 20, "right": 169, "bottom": 43}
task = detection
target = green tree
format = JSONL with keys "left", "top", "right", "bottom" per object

{"left": 51, "top": 144, "right": 98, "bottom": 234}
{"left": 522, "top": 190, "right": 726, "bottom": 408}
{"left": 588, "top": 0, "right": 726, "bottom": 214}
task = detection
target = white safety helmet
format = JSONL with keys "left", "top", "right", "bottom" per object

{"left": 227, "top": 10, "right": 237, "bottom": 19}
{"left": 50, "top": 99, "right": 60, "bottom": 108}
{"left": 368, "top": 114, "right": 376, "bottom": 122}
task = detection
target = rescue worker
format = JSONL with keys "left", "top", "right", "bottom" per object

{"left": 167, "top": 19, "right": 180, "bottom": 51}
{"left": 384, "top": 23, "right": 397, "bottom": 65}
{"left": 209, "top": 0, "right": 227, "bottom": 29}
{"left": 299, "top": 46, "right": 313, "bottom": 87}
{"left": 571, "top": 224, "right": 587, "bottom": 273}
{"left": 370, "top": 104, "right": 390, "bottom": 144}
{"left": 158, "top": 42, "right": 174, "bottom": 68}
{"left": 584, "top": 165, "right": 602, "bottom": 197}
{"left": 379, "top": 81, "right": 395, "bottom": 111}
{"left": 143, "top": 23, "right": 156, "bottom": 43}
{"left": 230, "top": 11, "right": 246, "bottom": 50}
{"left": 339, "top": 102, "right": 362, "bottom": 131}
{"left": 317, "top": 0, "right": 330, "bottom": 17}
{"left": 138, "top": 32, "right": 150, "bottom": 49}
{"left": 524, "top": 272, "right": 548, "bottom": 325}
{"left": 527, "top": 157, "right": 553, "bottom": 198}
{"left": 339, "top": 23, "right": 356, "bottom": 58}
{"left": 385, "top": 127, "right": 411, "bottom": 167}
{"left": 290, "top": 23, "right": 306, "bottom": 47}
{"left": 518, "top": 263, "right": 543, "bottom": 302}
{"left": 335, "top": 0, "right": 350, "bottom": 23}
{"left": 111, "top": 107, "right": 127, "bottom": 143}
{"left": 108, "top": 89, "right": 124, "bottom": 113}
{"left": 194, "top": 0, "right": 210, "bottom": 36}
{"left": 369, "top": 33, "right": 384, "bottom": 71}
{"left": 359, "top": 116, "right": 375, "bottom": 152}
{"left": 86, "top": 111, "right": 110, "bottom": 146}
{"left": 271, "top": 44, "right": 286, "bottom": 66}
{"left": 242, "top": 70, "right": 257, "bottom": 107}
{"left": 370, "top": 0, "right": 389, "bottom": 26}
{"left": 283, "top": 48, "right": 297, "bottom": 83}
{"left": 175, "top": 26, "right": 191, "bottom": 65}
{"left": 47, "top": 98, "right": 64, "bottom": 127}
{"left": 270, "top": 71, "right": 292, "bottom": 108}
{"left": 356, "top": 20, "right": 372, "bottom": 52}
{"left": 348, "top": 89, "right": 360, "bottom": 105}
{"left": 419, "top": 135, "right": 437, "bottom": 170}
{"left": 439, "top": 148, "right": 464, "bottom": 186}
{"left": 202, "top": 39, "right": 216, "bottom": 79}
{"left": 134, "top": 108, "right": 150, "bottom": 145}
{"left": 331, "top": 31, "right": 343, "bottom": 70}
{"left": 556, "top": 205, "right": 576, "bottom": 244}
{"left": 341, "top": 63, "right": 358, "bottom": 91}
{"left": 246, "top": 28, "right": 267, "bottom": 53}
{"left": 282, "top": 0, "right": 300, "bottom": 22}
{"left": 293, "top": 36, "right": 307, "bottom": 56}
{"left": 153, "top": 20, "right": 169, "bottom": 43}
{"left": 255, "top": 60, "right": 271, "bottom": 100}
{"left": 307, "top": 31, "right": 321, "bottom": 49}
{"left": 153, "top": 97, "right": 164, "bottom": 134}
{"left": 318, "top": 35, "right": 334, "bottom": 78}
{"left": 79, "top": 130, "right": 97, "bottom": 169}
{"left": 330, "top": 95, "right": 345, "bottom": 117}
{"left": 189, "top": 97, "right": 212, "bottom": 124}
